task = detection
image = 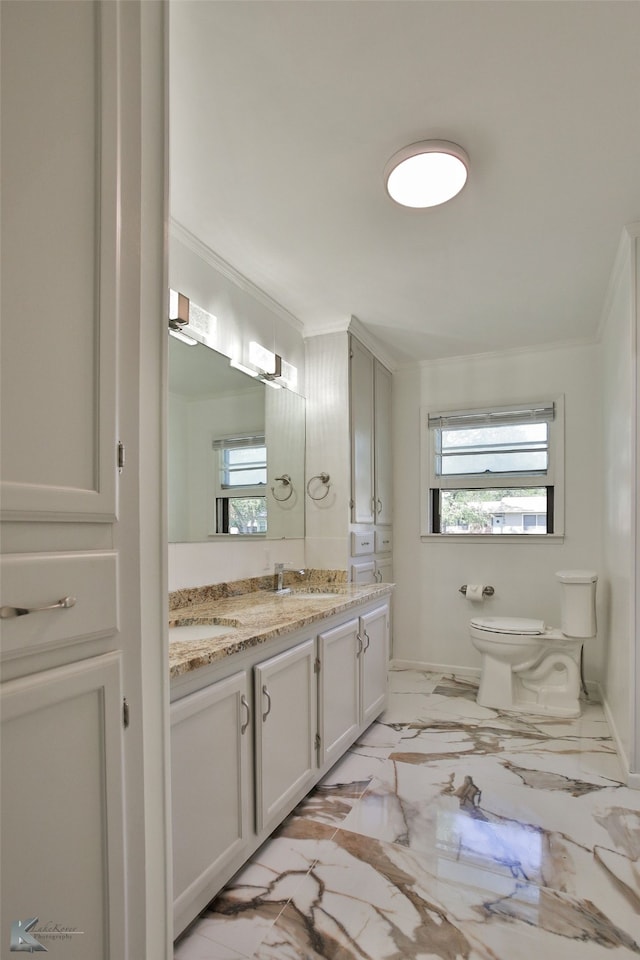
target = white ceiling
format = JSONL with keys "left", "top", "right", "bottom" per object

{"left": 169, "top": 1, "right": 640, "bottom": 364}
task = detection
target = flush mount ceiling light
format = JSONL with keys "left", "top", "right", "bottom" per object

{"left": 384, "top": 140, "right": 469, "bottom": 208}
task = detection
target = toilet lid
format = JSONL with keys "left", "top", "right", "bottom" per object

{"left": 471, "top": 616, "right": 545, "bottom": 636}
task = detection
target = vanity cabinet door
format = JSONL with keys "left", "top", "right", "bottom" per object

{"left": 318, "top": 617, "right": 361, "bottom": 768}
{"left": 360, "top": 604, "right": 390, "bottom": 726}
{"left": 171, "top": 671, "right": 251, "bottom": 936}
{"left": 254, "top": 638, "right": 317, "bottom": 834}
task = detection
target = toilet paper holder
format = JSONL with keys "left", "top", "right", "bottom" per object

{"left": 459, "top": 584, "right": 494, "bottom": 597}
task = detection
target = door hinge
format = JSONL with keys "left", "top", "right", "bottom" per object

{"left": 315, "top": 733, "right": 321, "bottom": 750}
{"left": 117, "top": 441, "right": 125, "bottom": 474}
{"left": 123, "top": 697, "right": 130, "bottom": 729}
{"left": 314, "top": 657, "right": 321, "bottom": 674}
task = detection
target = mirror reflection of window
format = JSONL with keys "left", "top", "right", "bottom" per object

{"left": 212, "top": 436, "right": 267, "bottom": 535}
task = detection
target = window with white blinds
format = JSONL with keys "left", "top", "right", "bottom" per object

{"left": 211, "top": 435, "right": 267, "bottom": 535}
{"left": 422, "top": 398, "right": 564, "bottom": 538}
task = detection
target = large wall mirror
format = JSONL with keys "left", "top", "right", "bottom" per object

{"left": 168, "top": 337, "right": 305, "bottom": 542}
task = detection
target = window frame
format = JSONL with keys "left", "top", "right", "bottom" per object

{"left": 420, "top": 396, "right": 564, "bottom": 541}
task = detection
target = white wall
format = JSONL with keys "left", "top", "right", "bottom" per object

{"left": 600, "top": 225, "right": 638, "bottom": 778}
{"left": 392, "top": 342, "right": 604, "bottom": 682}
{"left": 168, "top": 228, "right": 305, "bottom": 590}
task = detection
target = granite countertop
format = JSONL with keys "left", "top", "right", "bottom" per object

{"left": 168, "top": 571, "right": 394, "bottom": 679}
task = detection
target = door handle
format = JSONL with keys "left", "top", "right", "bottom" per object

{"left": 240, "top": 695, "right": 251, "bottom": 734}
{"left": 0, "top": 596, "right": 76, "bottom": 619}
{"left": 262, "top": 684, "right": 272, "bottom": 722}
{"left": 363, "top": 630, "right": 371, "bottom": 652}
{"left": 356, "top": 633, "right": 363, "bottom": 656}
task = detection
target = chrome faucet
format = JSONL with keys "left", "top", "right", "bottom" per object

{"left": 274, "top": 562, "right": 305, "bottom": 594}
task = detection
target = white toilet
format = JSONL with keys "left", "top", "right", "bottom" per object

{"left": 469, "top": 570, "right": 597, "bottom": 718}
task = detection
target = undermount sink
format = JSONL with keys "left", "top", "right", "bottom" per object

{"left": 169, "top": 622, "right": 238, "bottom": 643}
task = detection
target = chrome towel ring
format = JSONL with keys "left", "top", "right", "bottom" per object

{"left": 271, "top": 474, "right": 294, "bottom": 501}
{"left": 306, "top": 472, "right": 331, "bottom": 501}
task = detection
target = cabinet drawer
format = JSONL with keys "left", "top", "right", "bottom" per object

{"left": 351, "top": 531, "right": 375, "bottom": 556}
{"left": 0, "top": 551, "right": 118, "bottom": 659}
{"left": 375, "top": 528, "right": 393, "bottom": 554}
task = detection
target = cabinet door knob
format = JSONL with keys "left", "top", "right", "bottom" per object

{"left": 240, "top": 695, "right": 251, "bottom": 734}
{"left": 262, "top": 684, "right": 272, "bottom": 722}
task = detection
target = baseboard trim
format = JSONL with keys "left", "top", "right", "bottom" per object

{"left": 601, "top": 689, "right": 640, "bottom": 789}
{"left": 390, "top": 658, "right": 480, "bottom": 679}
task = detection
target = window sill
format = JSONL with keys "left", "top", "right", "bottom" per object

{"left": 421, "top": 533, "right": 565, "bottom": 544}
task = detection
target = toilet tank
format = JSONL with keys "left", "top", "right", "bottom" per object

{"left": 556, "top": 570, "right": 598, "bottom": 638}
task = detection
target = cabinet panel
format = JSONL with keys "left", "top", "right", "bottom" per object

{"left": 351, "top": 559, "right": 376, "bottom": 584}
{"left": 0, "top": 0, "right": 117, "bottom": 521}
{"left": 375, "top": 528, "right": 393, "bottom": 555}
{"left": 350, "top": 337, "right": 375, "bottom": 523}
{"left": 375, "top": 557, "right": 393, "bottom": 584}
{"left": 360, "top": 605, "right": 390, "bottom": 726}
{"left": 254, "top": 638, "right": 317, "bottom": 833}
{"left": 318, "top": 618, "right": 360, "bottom": 768}
{"left": 171, "top": 671, "right": 251, "bottom": 933}
{"left": 374, "top": 360, "right": 393, "bottom": 525}
{"left": 351, "top": 530, "right": 375, "bottom": 556}
{"left": 0, "top": 653, "right": 125, "bottom": 959}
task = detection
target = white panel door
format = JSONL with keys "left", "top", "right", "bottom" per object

{"left": 171, "top": 671, "right": 251, "bottom": 936}
{"left": 360, "top": 604, "right": 390, "bottom": 726}
{"left": 1, "top": 0, "right": 118, "bottom": 522}
{"left": 254, "top": 638, "right": 317, "bottom": 833}
{"left": 0, "top": 653, "right": 125, "bottom": 960}
{"left": 318, "top": 617, "right": 360, "bottom": 768}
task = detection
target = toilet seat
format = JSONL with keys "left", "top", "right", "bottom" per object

{"left": 470, "top": 616, "right": 545, "bottom": 636}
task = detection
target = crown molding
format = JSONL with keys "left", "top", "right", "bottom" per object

{"left": 170, "top": 218, "right": 304, "bottom": 334}
{"left": 411, "top": 335, "right": 599, "bottom": 371}
{"left": 303, "top": 316, "right": 398, "bottom": 372}
{"left": 347, "top": 316, "right": 398, "bottom": 372}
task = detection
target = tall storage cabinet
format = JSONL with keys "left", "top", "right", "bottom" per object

{"left": 304, "top": 324, "right": 394, "bottom": 584}
{"left": 0, "top": 3, "right": 165, "bottom": 957}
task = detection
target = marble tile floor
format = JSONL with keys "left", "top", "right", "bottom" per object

{"left": 174, "top": 668, "right": 640, "bottom": 960}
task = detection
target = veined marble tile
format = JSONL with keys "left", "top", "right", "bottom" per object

{"left": 254, "top": 822, "right": 640, "bottom": 959}
{"left": 174, "top": 928, "right": 250, "bottom": 960}
{"left": 338, "top": 758, "right": 640, "bottom": 944}
{"left": 276, "top": 780, "right": 369, "bottom": 830}
{"left": 394, "top": 712, "right": 625, "bottom": 786}
{"left": 387, "top": 667, "right": 442, "bottom": 694}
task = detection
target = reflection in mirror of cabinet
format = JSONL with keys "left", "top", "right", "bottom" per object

{"left": 168, "top": 337, "right": 305, "bottom": 542}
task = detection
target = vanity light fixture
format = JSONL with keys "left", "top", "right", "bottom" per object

{"left": 169, "top": 289, "right": 190, "bottom": 325}
{"left": 230, "top": 358, "right": 260, "bottom": 378}
{"left": 384, "top": 140, "right": 469, "bottom": 208}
